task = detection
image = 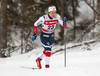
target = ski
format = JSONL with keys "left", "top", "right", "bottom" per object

{"left": 20, "top": 66, "right": 40, "bottom": 70}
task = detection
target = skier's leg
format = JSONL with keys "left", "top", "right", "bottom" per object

{"left": 39, "top": 49, "right": 46, "bottom": 59}
{"left": 45, "top": 33, "right": 54, "bottom": 68}
{"left": 44, "top": 33, "right": 54, "bottom": 68}
{"left": 36, "top": 32, "right": 49, "bottom": 69}
{"left": 36, "top": 49, "right": 46, "bottom": 69}
{"left": 39, "top": 31, "right": 50, "bottom": 60}
{"left": 36, "top": 57, "right": 42, "bottom": 69}
{"left": 45, "top": 50, "right": 51, "bottom": 68}
{"left": 39, "top": 31, "right": 54, "bottom": 68}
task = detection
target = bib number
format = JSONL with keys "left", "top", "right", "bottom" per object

{"left": 48, "top": 25, "right": 54, "bottom": 30}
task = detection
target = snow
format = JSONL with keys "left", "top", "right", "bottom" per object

{"left": 78, "top": 1, "right": 94, "bottom": 20}
{"left": 0, "top": 1, "right": 100, "bottom": 76}
{"left": 0, "top": 45, "right": 100, "bottom": 76}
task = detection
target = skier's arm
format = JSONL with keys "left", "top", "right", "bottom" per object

{"left": 33, "top": 16, "right": 44, "bottom": 33}
{"left": 57, "top": 14, "right": 67, "bottom": 27}
{"left": 32, "top": 16, "right": 44, "bottom": 41}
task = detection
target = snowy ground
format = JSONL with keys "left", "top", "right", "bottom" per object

{"left": 0, "top": 45, "right": 100, "bottom": 76}
{"left": 0, "top": 1, "right": 100, "bottom": 76}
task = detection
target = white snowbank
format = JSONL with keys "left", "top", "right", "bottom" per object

{"left": 0, "top": 45, "right": 100, "bottom": 76}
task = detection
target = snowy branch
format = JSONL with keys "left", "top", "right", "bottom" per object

{"left": 78, "top": 20, "right": 100, "bottom": 41}
{"left": 84, "top": 0, "right": 100, "bottom": 16}
{"left": 52, "top": 39, "right": 98, "bottom": 55}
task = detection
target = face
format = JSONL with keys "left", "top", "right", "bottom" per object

{"left": 49, "top": 11, "right": 56, "bottom": 18}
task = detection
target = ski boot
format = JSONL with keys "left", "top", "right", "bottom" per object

{"left": 36, "top": 58, "right": 42, "bottom": 69}
{"left": 45, "top": 65, "right": 49, "bottom": 68}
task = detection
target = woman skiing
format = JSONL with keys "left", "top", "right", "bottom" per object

{"left": 32, "top": 5, "right": 67, "bottom": 69}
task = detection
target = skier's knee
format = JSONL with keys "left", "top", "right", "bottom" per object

{"left": 45, "top": 51, "right": 51, "bottom": 57}
{"left": 43, "top": 49, "right": 46, "bottom": 54}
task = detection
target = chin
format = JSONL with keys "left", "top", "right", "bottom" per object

{"left": 52, "top": 16, "right": 55, "bottom": 18}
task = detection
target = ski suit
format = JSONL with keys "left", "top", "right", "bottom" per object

{"left": 33, "top": 13, "right": 66, "bottom": 51}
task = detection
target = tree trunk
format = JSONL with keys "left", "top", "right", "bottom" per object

{"left": 1, "top": 0, "right": 8, "bottom": 49}
{"left": 20, "top": 0, "right": 24, "bottom": 54}
{"left": 59, "top": 0, "right": 64, "bottom": 45}
{"left": 93, "top": 0, "right": 95, "bottom": 23}
{"left": 61, "top": 0, "right": 64, "bottom": 18}
{"left": 0, "top": 1, "right": 3, "bottom": 56}
{"left": 7, "top": 0, "right": 13, "bottom": 57}
{"left": 93, "top": 0, "right": 95, "bottom": 37}
{"left": 72, "top": 0, "right": 76, "bottom": 39}
{"left": 0, "top": 0, "right": 8, "bottom": 57}
{"left": 97, "top": 0, "right": 100, "bottom": 20}
{"left": 0, "top": 18, "right": 3, "bottom": 57}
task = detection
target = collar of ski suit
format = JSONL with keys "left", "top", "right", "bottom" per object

{"left": 48, "top": 14, "right": 53, "bottom": 19}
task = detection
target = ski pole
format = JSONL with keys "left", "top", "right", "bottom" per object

{"left": 64, "top": 17, "right": 67, "bottom": 67}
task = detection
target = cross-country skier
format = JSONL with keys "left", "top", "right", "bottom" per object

{"left": 32, "top": 5, "right": 67, "bottom": 69}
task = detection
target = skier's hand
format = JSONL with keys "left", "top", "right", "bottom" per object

{"left": 32, "top": 33, "right": 37, "bottom": 41}
{"left": 63, "top": 17, "right": 67, "bottom": 27}
{"left": 63, "top": 18, "right": 67, "bottom": 23}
